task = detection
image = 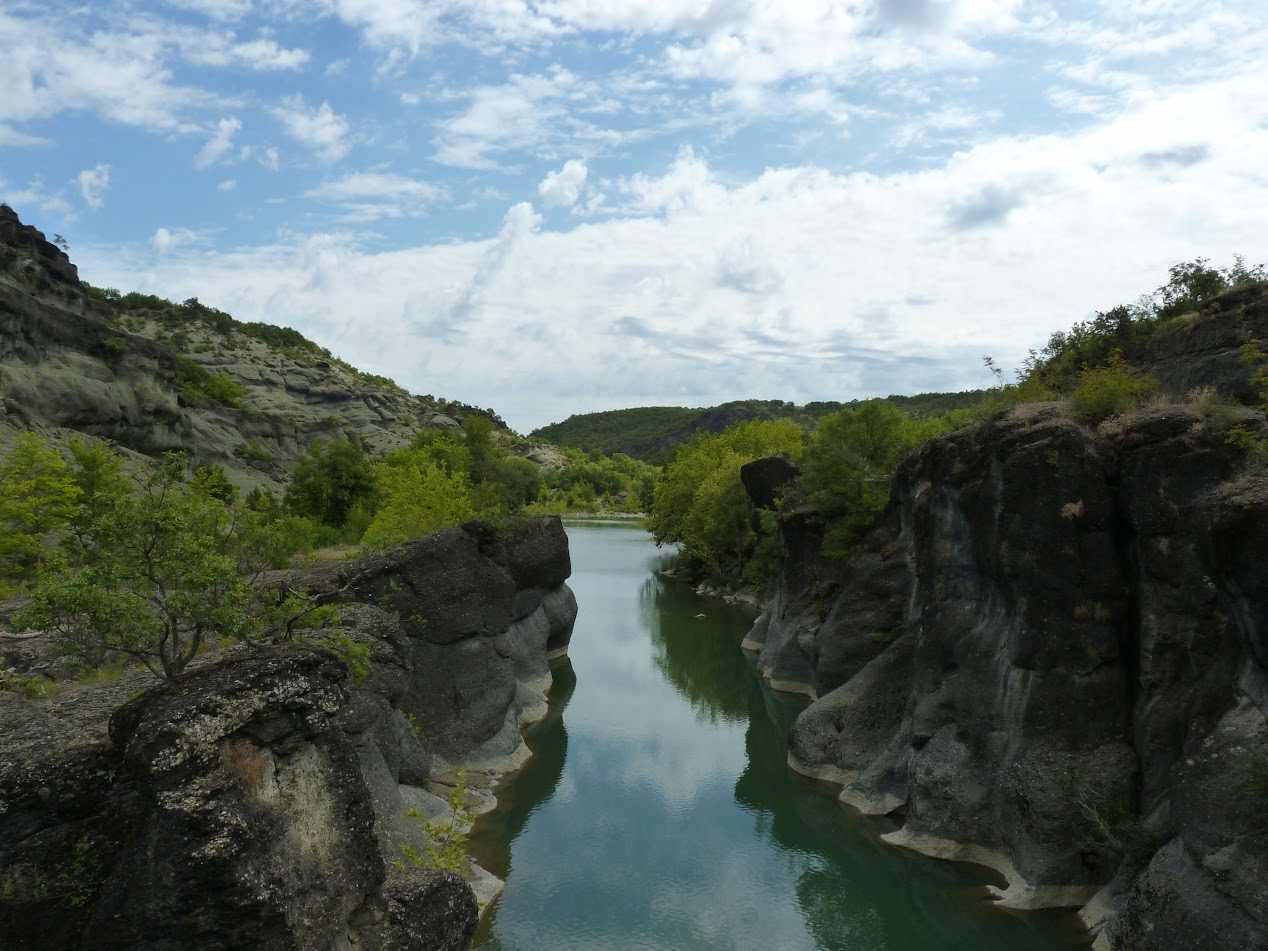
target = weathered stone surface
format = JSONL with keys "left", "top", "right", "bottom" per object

{"left": 740, "top": 455, "right": 801, "bottom": 510}
{"left": 0, "top": 517, "right": 579, "bottom": 950}
{"left": 385, "top": 869, "right": 479, "bottom": 951}
{"left": 757, "top": 394, "right": 1267, "bottom": 945}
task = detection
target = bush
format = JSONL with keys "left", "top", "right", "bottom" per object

{"left": 18, "top": 454, "right": 260, "bottom": 677}
{"left": 1071, "top": 350, "right": 1157, "bottom": 424}
{"left": 648, "top": 419, "right": 804, "bottom": 581}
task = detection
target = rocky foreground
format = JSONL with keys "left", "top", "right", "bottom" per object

{"left": 743, "top": 283, "right": 1268, "bottom": 950}
{"left": 0, "top": 516, "right": 576, "bottom": 950}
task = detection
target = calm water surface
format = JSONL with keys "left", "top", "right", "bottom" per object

{"left": 469, "top": 521, "right": 1089, "bottom": 951}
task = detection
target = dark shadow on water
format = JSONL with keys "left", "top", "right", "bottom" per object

{"left": 467, "top": 659, "right": 576, "bottom": 885}
{"left": 640, "top": 570, "right": 756, "bottom": 725}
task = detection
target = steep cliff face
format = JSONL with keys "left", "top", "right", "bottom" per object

{"left": 0, "top": 205, "right": 481, "bottom": 494}
{"left": 0, "top": 516, "right": 576, "bottom": 950}
{"left": 744, "top": 285, "right": 1268, "bottom": 949}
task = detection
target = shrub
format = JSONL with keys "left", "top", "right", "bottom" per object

{"left": 1071, "top": 350, "right": 1156, "bottom": 425}
{"left": 396, "top": 769, "right": 474, "bottom": 878}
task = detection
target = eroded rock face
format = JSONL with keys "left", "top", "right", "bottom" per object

{"left": 0, "top": 516, "right": 577, "bottom": 950}
{"left": 745, "top": 393, "right": 1268, "bottom": 946}
{"left": 0, "top": 205, "right": 478, "bottom": 496}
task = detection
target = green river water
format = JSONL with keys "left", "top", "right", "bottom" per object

{"left": 468, "top": 520, "right": 1091, "bottom": 951}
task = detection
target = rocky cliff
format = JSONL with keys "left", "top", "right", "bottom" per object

{"left": 0, "top": 515, "right": 576, "bottom": 950}
{"left": 743, "top": 283, "right": 1268, "bottom": 950}
{"left": 0, "top": 204, "right": 494, "bottom": 495}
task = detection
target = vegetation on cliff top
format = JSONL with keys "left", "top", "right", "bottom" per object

{"left": 651, "top": 257, "right": 1268, "bottom": 587}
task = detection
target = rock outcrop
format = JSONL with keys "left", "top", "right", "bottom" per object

{"left": 0, "top": 516, "right": 576, "bottom": 950}
{"left": 0, "top": 204, "right": 495, "bottom": 495}
{"left": 743, "top": 284, "right": 1268, "bottom": 949}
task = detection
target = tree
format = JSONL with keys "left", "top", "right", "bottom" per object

{"left": 361, "top": 459, "right": 477, "bottom": 548}
{"left": 0, "top": 434, "right": 81, "bottom": 585}
{"left": 800, "top": 400, "right": 913, "bottom": 554}
{"left": 284, "top": 437, "right": 376, "bottom": 529}
{"left": 20, "top": 455, "right": 260, "bottom": 677}
{"left": 648, "top": 419, "right": 804, "bottom": 580}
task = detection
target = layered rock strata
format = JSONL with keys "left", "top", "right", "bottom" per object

{"left": 0, "top": 516, "right": 576, "bottom": 950}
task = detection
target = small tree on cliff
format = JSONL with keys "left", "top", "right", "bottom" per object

{"left": 20, "top": 453, "right": 260, "bottom": 677}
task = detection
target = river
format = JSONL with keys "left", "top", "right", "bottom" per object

{"left": 468, "top": 520, "right": 1090, "bottom": 951}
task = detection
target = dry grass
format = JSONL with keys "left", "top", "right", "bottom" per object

{"left": 223, "top": 739, "right": 267, "bottom": 789}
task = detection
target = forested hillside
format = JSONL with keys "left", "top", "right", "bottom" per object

{"left": 532, "top": 391, "right": 987, "bottom": 464}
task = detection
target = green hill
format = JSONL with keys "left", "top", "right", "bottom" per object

{"left": 531, "top": 392, "right": 988, "bottom": 464}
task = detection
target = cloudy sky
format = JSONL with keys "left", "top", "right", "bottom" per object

{"left": 2, "top": 1, "right": 1266, "bottom": 433}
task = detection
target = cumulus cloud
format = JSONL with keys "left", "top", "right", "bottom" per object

{"left": 272, "top": 95, "right": 351, "bottom": 162}
{"left": 152, "top": 226, "right": 201, "bottom": 253}
{"left": 76, "top": 164, "right": 110, "bottom": 208}
{"left": 537, "top": 159, "right": 588, "bottom": 208}
{"left": 195, "top": 116, "right": 241, "bottom": 169}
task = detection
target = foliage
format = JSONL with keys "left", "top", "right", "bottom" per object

{"left": 361, "top": 458, "right": 476, "bottom": 548}
{"left": 1058, "top": 770, "right": 1157, "bottom": 868}
{"left": 1070, "top": 350, "right": 1157, "bottom": 425}
{"left": 535, "top": 447, "right": 658, "bottom": 514}
{"left": 175, "top": 356, "right": 249, "bottom": 410}
{"left": 648, "top": 419, "right": 804, "bottom": 582}
{"left": 284, "top": 438, "right": 376, "bottom": 532}
{"left": 0, "top": 433, "right": 81, "bottom": 586}
{"left": 801, "top": 401, "right": 913, "bottom": 554}
{"left": 397, "top": 769, "right": 474, "bottom": 878}
{"left": 17, "top": 453, "right": 261, "bottom": 677}
{"left": 531, "top": 393, "right": 987, "bottom": 465}
{"left": 1029, "top": 256, "right": 1266, "bottom": 392}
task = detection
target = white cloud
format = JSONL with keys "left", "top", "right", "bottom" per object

{"left": 152, "top": 226, "right": 201, "bottom": 253}
{"left": 75, "top": 69, "right": 1268, "bottom": 434}
{"left": 0, "top": 124, "right": 51, "bottom": 148}
{"left": 195, "top": 116, "right": 242, "bottom": 169}
{"left": 432, "top": 68, "right": 584, "bottom": 169}
{"left": 175, "top": 28, "right": 311, "bottom": 70}
{"left": 217, "top": 179, "right": 237, "bottom": 191}
{"left": 272, "top": 95, "right": 351, "bottom": 162}
{"left": 0, "top": 12, "right": 214, "bottom": 134}
{"left": 305, "top": 171, "right": 444, "bottom": 219}
{"left": 76, "top": 164, "right": 111, "bottom": 209}
{"left": 537, "top": 159, "right": 588, "bottom": 208}
{"left": 618, "top": 147, "right": 727, "bottom": 216}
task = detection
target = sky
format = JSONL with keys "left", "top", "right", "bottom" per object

{"left": 2, "top": 1, "right": 1267, "bottom": 434}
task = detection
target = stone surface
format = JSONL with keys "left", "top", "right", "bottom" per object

{"left": 749, "top": 382, "right": 1268, "bottom": 948}
{"left": 0, "top": 517, "right": 577, "bottom": 949}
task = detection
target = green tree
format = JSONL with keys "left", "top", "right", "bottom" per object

{"left": 19, "top": 455, "right": 260, "bottom": 677}
{"left": 0, "top": 434, "right": 81, "bottom": 585}
{"left": 284, "top": 438, "right": 376, "bottom": 529}
{"left": 649, "top": 419, "right": 804, "bottom": 580}
{"left": 801, "top": 401, "right": 914, "bottom": 555}
{"left": 361, "top": 459, "right": 477, "bottom": 548}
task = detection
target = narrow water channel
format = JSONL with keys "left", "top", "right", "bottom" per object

{"left": 468, "top": 520, "right": 1090, "bottom": 951}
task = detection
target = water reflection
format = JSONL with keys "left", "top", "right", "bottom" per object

{"left": 641, "top": 569, "right": 754, "bottom": 724}
{"left": 471, "top": 523, "right": 1088, "bottom": 951}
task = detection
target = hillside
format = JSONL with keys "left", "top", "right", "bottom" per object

{"left": 531, "top": 392, "right": 987, "bottom": 464}
{"left": 0, "top": 204, "right": 498, "bottom": 494}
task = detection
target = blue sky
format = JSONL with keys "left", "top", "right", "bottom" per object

{"left": 2, "top": 1, "right": 1267, "bottom": 433}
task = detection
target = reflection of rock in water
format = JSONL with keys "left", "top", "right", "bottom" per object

{"left": 733, "top": 680, "right": 1079, "bottom": 951}
{"left": 640, "top": 572, "right": 754, "bottom": 724}
{"left": 467, "top": 661, "right": 576, "bottom": 881}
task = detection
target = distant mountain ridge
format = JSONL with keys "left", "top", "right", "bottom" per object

{"left": 531, "top": 392, "right": 988, "bottom": 464}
